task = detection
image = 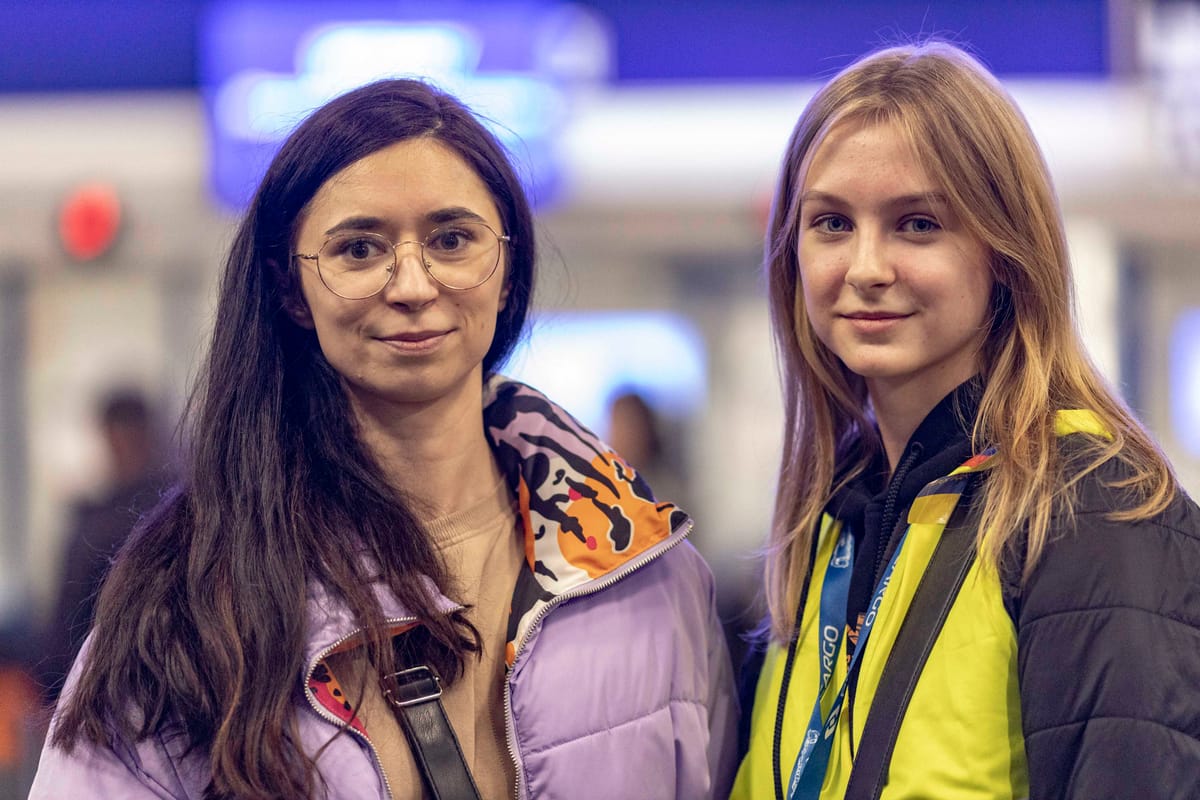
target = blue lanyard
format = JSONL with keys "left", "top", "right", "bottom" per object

{"left": 785, "top": 524, "right": 909, "bottom": 800}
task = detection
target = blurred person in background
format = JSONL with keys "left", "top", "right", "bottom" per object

{"left": 605, "top": 388, "right": 687, "bottom": 512}
{"left": 31, "top": 79, "right": 736, "bottom": 799}
{"left": 38, "top": 387, "right": 167, "bottom": 704}
{"left": 606, "top": 389, "right": 759, "bottom": 675}
{"left": 734, "top": 42, "right": 1200, "bottom": 799}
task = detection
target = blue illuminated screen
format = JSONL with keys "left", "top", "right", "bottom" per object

{"left": 503, "top": 311, "right": 707, "bottom": 436}
{"left": 200, "top": 1, "right": 611, "bottom": 209}
{"left": 1171, "top": 308, "right": 1200, "bottom": 457}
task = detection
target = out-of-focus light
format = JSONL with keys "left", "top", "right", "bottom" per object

{"left": 1143, "top": 2, "right": 1200, "bottom": 179}
{"left": 58, "top": 183, "right": 122, "bottom": 262}
{"left": 303, "top": 23, "right": 480, "bottom": 81}
{"left": 1171, "top": 308, "right": 1200, "bottom": 457}
{"left": 204, "top": 4, "right": 612, "bottom": 209}
{"left": 215, "top": 23, "right": 483, "bottom": 140}
{"left": 504, "top": 311, "right": 707, "bottom": 433}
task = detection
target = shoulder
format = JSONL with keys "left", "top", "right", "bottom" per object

{"left": 1054, "top": 440, "right": 1200, "bottom": 554}
{"left": 1060, "top": 435, "right": 1197, "bottom": 523}
{"left": 33, "top": 639, "right": 195, "bottom": 799}
{"left": 514, "top": 539, "right": 726, "bottom": 720}
{"left": 1015, "top": 443, "right": 1200, "bottom": 794}
{"left": 654, "top": 538, "right": 718, "bottom": 586}
{"left": 537, "top": 539, "right": 720, "bottom": 647}
{"left": 1020, "top": 452, "right": 1200, "bottom": 620}
{"left": 599, "top": 538, "right": 718, "bottom": 615}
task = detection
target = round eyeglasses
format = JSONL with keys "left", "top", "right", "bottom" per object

{"left": 293, "top": 221, "right": 511, "bottom": 299}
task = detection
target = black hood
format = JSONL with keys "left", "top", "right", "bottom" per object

{"left": 830, "top": 378, "right": 983, "bottom": 628}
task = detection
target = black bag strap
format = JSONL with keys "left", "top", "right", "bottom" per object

{"left": 384, "top": 666, "right": 483, "bottom": 800}
{"left": 844, "top": 485, "right": 980, "bottom": 800}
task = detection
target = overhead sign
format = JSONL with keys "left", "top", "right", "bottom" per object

{"left": 201, "top": 1, "right": 611, "bottom": 209}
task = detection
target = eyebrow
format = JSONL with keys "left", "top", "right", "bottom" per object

{"left": 322, "top": 207, "right": 491, "bottom": 237}
{"left": 799, "top": 190, "right": 949, "bottom": 208}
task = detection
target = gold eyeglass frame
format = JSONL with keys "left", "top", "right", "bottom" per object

{"left": 293, "top": 222, "right": 512, "bottom": 298}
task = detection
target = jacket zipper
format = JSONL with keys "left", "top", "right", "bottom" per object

{"left": 301, "top": 616, "right": 419, "bottom": 800}
{"left": 501, "top": 519, "right": 695, "bottom": 799}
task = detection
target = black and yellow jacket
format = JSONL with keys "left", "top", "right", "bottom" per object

{"left": 733, "top": 382, "right": 1200, "bottom": 799}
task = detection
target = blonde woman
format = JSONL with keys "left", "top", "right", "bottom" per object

{"left": 734, "top": 42, "right": 1200, "bottom": 799}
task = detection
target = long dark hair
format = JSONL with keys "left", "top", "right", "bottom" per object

{"left": 52, "top": 80, "right": 537, "bottom": 799}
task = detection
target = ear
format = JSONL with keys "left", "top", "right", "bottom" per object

{"left": 498, "top": 279, "right": 511, "bottom": 312}
{"left": 269, "top": 257, "right": 316, "bottom": 330}
{"left": 285, "top": 294, "right": 315, "bottom": 329}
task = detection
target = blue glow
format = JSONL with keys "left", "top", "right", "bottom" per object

{"left": 1171, "top": 309, "right": 1200, "bottom": 457}
{"left": 214, "top": 22, "right": 563, "bottom": 150}
{"left": 504, "top": 311, "right": 707, "bottom": 434}
{"left": 202, "top": 3, "right": 611, "bottom": 210}
{"left": 302, "top": 23, "right": 482, "bottom": 79}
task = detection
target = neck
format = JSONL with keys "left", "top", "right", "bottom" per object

{"left": 349, "top": 381, "right": 502, "bottom": 518}
{"left": 868, "top": 370, "right": 976, "bottom": 476}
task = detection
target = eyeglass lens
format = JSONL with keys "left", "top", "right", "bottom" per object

{"left": 317, "top": 222, "right": 502, "bottom": 298}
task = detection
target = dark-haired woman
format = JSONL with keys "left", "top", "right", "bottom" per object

{"left": 31, "top": 79, "right": 737, "bottom": 800}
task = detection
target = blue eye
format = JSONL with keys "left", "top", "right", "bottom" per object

{"left": 901, "top": 217, "right": 940, "bottom": 234}
{"left": 815, "top": 215, "right": 851, "bottom": 233}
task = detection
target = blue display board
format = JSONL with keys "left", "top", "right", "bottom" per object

{"left": 199, "top": 0, "right": 612, "bottom": 209}
{"left": 0, "top": 0, "right": 1112, "bottom": 94}
{"left": 1172, "top": 309, "right": 1200, "bottom": 458}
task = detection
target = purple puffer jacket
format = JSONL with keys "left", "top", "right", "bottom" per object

{"left": 31, "top": 379, "right": 738, "bottom": 799}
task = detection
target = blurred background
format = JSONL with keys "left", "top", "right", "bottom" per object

{"left": 0, "top": 0, "right": 1198, "bottom": 790}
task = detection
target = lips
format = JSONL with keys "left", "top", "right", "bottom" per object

{"left": 378, "top": 330, "right": 449, "bottom": 342}
{"left": 839, "top": 311, "right": 912, "bottom": 335}
{"left": 375, "top": 329, "right": 452, "bottom": 354}
{"left": 842, "top": 311, "right": 910, "bottom": 320}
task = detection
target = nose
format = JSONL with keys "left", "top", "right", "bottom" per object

{"left": 843, "top": 229, "right": 895, "bottom": 292}
{"left": 381, "top": 240, "right": 439, "bottom": 308}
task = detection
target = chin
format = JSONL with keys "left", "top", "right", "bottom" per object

{"left": 360, "top": 369, "right": 483, "bottom": 408}
{"left": 838, "top": 359, "right": 903, "bottom": 381}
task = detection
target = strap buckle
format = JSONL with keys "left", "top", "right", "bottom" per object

{"left": 383, "top": 665, "right": 443, "bottom": 708}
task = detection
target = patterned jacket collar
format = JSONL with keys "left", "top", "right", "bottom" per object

{"left": 483, "top": 376, "right": 692, "bottom": 665}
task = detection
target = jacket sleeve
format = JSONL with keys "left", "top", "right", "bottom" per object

{"left": 28, "top": 639, "right": 191, "bottom": 800}
{"left": 30, "top": 732, "right": 187, "bottom": 800}
{"left": 1015, "top": 468, "right": 1200, "bottom": 799}
{"left": 703, "top": 567, "right": 741, "bottom": 800}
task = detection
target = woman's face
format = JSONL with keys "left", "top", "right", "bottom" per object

{"left": 291, "top": 138, "right": 509, "bottom": 416}
{"left": 796, "top": 117, "right": 993, "bottom": 407}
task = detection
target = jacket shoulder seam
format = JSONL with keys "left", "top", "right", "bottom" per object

{"left": 1025, "top": 714, "right": 1200, "bottom": 741}
{"left": 1020, "top": 602, "right": 1200, "bottom": 632}
{"left": 1063, "top": 509, "right": 1200, "bottom": 543}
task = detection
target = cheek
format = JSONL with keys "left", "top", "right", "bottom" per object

{"left": 793, "top": 281, "right": 832, "bottom": 355}
{"left": 957, "top": 263, "right": 995, "bottom": 327}
{"left": 468, "top": 288, "right": 505, "bottom": 330}
{"left": 797, "top": 243, "right": 841, "bottom": 293}
{"left": 796, "top": 260, "right": 836, "bottom": 329}
{"left": 304, "top": 296, "right": 368, "bottom": 354}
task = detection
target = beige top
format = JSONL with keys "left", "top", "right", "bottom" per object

{"left": 324, "top": 474, "right": 524, "bottom": 799}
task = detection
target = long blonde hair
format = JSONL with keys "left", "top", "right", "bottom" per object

{"left": 764, "top": 42, "right": 1176, "bottom": 642}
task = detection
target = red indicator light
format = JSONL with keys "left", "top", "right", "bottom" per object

{"left": 59, "top": 183, "right": 122, "bottom": 261}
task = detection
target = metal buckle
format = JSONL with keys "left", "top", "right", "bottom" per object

{"left": 383, "top": 665, "right": 443, "bottom": 708}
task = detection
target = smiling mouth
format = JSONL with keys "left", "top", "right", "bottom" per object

{"left": 376, "top": 331, "right": 451, "bottom": 352}
{"left": 840, "top": 313, "right": 911, "bottom": 334}
{"left": 843, "top": 312, "right": 911, "bottom": 320}
{"left": 380, "top": 331, "right": 448, "bottom": 342}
